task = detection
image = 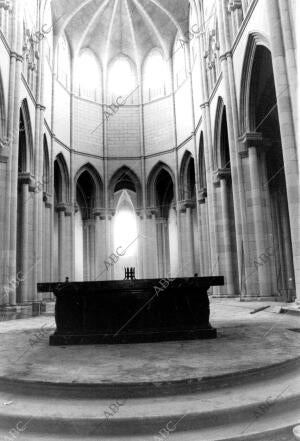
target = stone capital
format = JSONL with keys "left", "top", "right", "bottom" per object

{"left": 228, "top": 0, "right": 242, "bottom": 12}
{"left": 216, "top": 168, "right": 231, "bottom": 181}
{"left": 43, "top": 192, "right": 52, "bottom": 208}
{"left": 56, "top": 203, "right": 67, "bottom": 213}
{"left": 18, "top": 172, "right": 33, "bottom": 186}
{"left": 239, "top": 132, "right": 271, "bottom": 155}
{"left": 93, "top": 208, "right": 105, "bottom": 218}
{"left": 240, "top": 132, "right": 263, "bottom": 149}
{"left": 179, "top": 200, "right": 195, "bottom": 212}
{"left": 198, "top": 187, "right": 207, "bottom": 204}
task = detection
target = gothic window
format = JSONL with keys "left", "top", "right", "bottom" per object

{"left": 143, "top": 49, "right": 166, "bottom": 102}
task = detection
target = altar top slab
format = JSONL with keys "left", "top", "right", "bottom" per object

{"left": 38, "top": 276, "right": 224, "bottom": 293}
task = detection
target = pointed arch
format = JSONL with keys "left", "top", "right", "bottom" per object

{"left": 147, "top": 161, "right": 175, "bottom": 208}
{"left": 199, "top": 131, "right": 207, "bottom": 189}
{"left": 74, "top": 163, "right": 104, "bottom": 209}
{"left": 54, "top": 153, "right": 70, "bottom": 203}
{"left": 0, "top": 67, "right": 5, "bottom": 140}
{"left": 240, "top": 32, "right": 271, "bottom": 135}
{"left": 109, "top": 166, "right": 142, "bottom": 208}
{"left": 214, "top": 96, "right": 231, "bottom": 169}
{"left": 19, "top": 99, "right": 34, "bottom": 173}
{"left": 180, "top": 150, "right": 196, "bottom": 200}
{"left": 43, "top": 135, "right": 50, "bottom": 193}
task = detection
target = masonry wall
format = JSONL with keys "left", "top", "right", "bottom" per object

{"left": 0, "top": 0, "right": 298, "bottom": 303}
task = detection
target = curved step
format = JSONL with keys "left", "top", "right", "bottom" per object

{"left": 0, "top": 355, "right": 299, "bottom": 400}
{"left": 0, "top": 360, "right": 299, "bottom": 439}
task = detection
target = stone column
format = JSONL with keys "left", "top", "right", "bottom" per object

{"left": 217, "top": 0, "right": 254, "bottom": 298}
{"left": 84, "top": 222, "right": 90, "bottom": 281}
{"left": 56, "top": 204, "right": 66, "bottom": 282}
{"left": 89, "top": 220, "right": 95, "bottom": 280}
{"left": 245, "top": 134, "right": 273, "bottom": 298}
{"left": 18, "top": 175, "right": 30, "bottom": 303}
{"left": 107, "top": 213, "right": 114, "bottom": 281}
{"left": 94, "top": 212, "right": 102, "bottom": 279}
{"left": 5, "top": 0, "right": 23, "bottom": 306}
{"left": 183, "top": 202, "right": 196, "bottom": 276}
{"left": 216, "top": 169, "right": 235, "bottom": 296}
{"left": 197, "top": 200, "right": 204, "bottom": 275}
{"left": 277, "top": 0, "right": 297, "bottom": 133}
{"left": 198, "top": 188, "right": 209, "bottom": 275}
{"left": 280, "top": 191, "right": 296, "bottom": 300}
{"left": 156, "top": 218, "right": 164, "bottom": 278}
{"left": 146, "top": 210, "right": 159, "bottom": 278}
{"left": 44, "top": 195, "right": 52, "bottom": 284}
{"left": 136, "top": 212, "right": 143, "bottom": 280}
{"left": 266, "top": 0, "right": 300, "bottom": 300}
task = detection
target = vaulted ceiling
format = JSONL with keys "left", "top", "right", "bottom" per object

{"left": 51, "top": 0, "right": 190, "bottom": 67}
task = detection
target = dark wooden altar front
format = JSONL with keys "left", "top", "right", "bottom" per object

{"left": 37, "top": 277, "right": 224, "bottom": 345}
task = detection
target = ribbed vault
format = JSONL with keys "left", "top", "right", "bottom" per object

{"left": 50, "top": 0, "right": 190, "bottom": 67}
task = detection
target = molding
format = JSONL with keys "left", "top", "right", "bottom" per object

{"left": 208, "top": 72, "right": 223, "bottom": 104}
{"left": 0, "top": 154, "right": 8, "bottom": 163}
{"left": 54, "top": 137, "right": 71, "bottom": 153}
{"left": 0, "top": 29, "right": 10, "bottom": 55}
{"left": 194, "top": 116, "right": 203, "bottom": 134}
{"left": 21, "top": 75, "right": 37, "bottom": 106}
{"left": 231, "top": 0, "right": 260, "bottom": 55}
{"left": 43, "top": 120, "right": 52, "bottom": 136}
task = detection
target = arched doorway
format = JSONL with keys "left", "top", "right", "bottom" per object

{"left": 74, "top": 164, "right": 104, "bottom": 281}
{"left": 53, "top": 154, "right": 69, "bottom": 282}
{"left": 248, "top": 44, "right": 295, "bottom": 300}
{"left": 76, "top": 171, "right": 96, "bottom": 280}
{"left": 42, "top": 135, "right": 51, "bottom": 287}
{"left": 109, "top": 166, "right": 140, "bottom": 280}
{"left": 16, "top": 102, "right": 33, "bottom": 303}
{"left": 147, "top": 163, "right": 177, "bottom": 278}
{"left": 180, "top": 151, "right": 198, "bottom": 275}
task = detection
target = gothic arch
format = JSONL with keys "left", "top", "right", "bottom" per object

{"left": 214, "top": 97, "right": 230, "bottom": 169}
{"left": 43, "top": 135, "right": 50, "bottom": 193}
{"left": 0, "top": 67, "right": 5, "bottom": 140}
{"left": 147, "top": 161, "right": 175, "bottom": 210}
{"left": 180, "top": 150, "right": 196, "bottom": 201}
{"left": 199, "top": 131, "right": 207, "bottom": 189}
{"left": 19, "top": 99, "right": 34, "bottom": 173}
{"left": 74, "top": 163, "right": 104, "bottom": 209}
{"left": 240, "top": 32, "right": 271, "bottom": 134}
{"left": 108, "top": 166, "right": 142, "bottom": 209}
{"left": 54, "top": 153, "right": 70, "bottom": 203}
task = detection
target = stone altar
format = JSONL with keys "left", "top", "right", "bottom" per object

{"left": 37, "top": 277, "right": 224, "bottom": 345}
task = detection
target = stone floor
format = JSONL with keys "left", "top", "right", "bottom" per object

{"left": 0, "top": 299, "right": 299, "bottom": 441}
{"left": 0, "top": 299, "right": 299, "bottom": 385}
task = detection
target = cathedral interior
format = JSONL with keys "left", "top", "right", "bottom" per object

{"left": 0, "top": 0, "right": 299, "bottom": 440}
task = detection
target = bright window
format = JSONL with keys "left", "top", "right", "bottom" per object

{"left": 143, "top": 50, "right": 166, "bottom": 101}
{"left": 114, "top": 191, "right": 137, "bottom": 258}
{"left": 108, "top": 57, "right": 136, "bottom": 103}
{"left": 173, "top": 34, "right": 187, "bottom": 89}
{"left": 57, "top": 34, "right": 71, "bottom": 88}
{"left": 76, "top": 50, "right": 101, "bottom": 100}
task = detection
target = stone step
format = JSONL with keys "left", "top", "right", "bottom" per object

{"left": 0, "top": 362, "right": 298, "bottom": 439}
{"left": 0, "top": 356, "right": 299, "bottom": 399}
